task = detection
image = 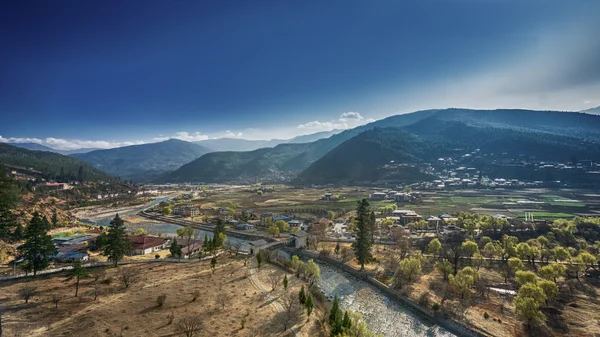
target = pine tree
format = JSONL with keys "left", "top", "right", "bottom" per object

{"left": 299, "top": 286, "right": 306, "bottom": 304}
{"left": 342, "top": 310, "right": 352, "bottom": 329}
{"left": 352, "top": 199, "right": 373, "bottom": 270}
{"left": 51, "top": 209, "right": 59, "bottom": 229}
{"left": 18, "top": 212, "right": 57, "bottom": 276}
{"left": 210, "top": 256, "right": 217, "bottom": 273}
{"left": 66, "top": 260, "right": 90, "bottom": 297}
{"left": 283, "top": 274, "right": 289, "bottom": 290}
{"left": 256, "top": 252, "right": 262, "bottom": 268}
{"left": 305, "top": 294, "right": 314, "bottom": 317}
{"left": 170, "top": 238, "right": 183, "bottom": 260}
{"left": 334, "top": 241, "right": 340, "bottom": 258}
{"left": 329, "top": 296, "right": 342, "bottom": 326}
{"left": 214, "top": 218, "right": 226, "bottom": 247}
{"left": 103, "top": 214, "right": 130, "bottom": 267}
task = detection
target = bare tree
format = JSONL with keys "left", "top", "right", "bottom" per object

{"left": 177, "top": 316, "right": 202, "bottom": 337}
{"left": 51, "top": 294, "right": 61, "bottom": 309}
{"left": 93, "top": 282, "right": 100, "bottom": 300}
{"left": 268, "top": 274, "right": 281, "bottom": 292}
{"left": 216, "top": 291, "right": 231, "bottom": 311}
{"left": 191, "top": 290, "right": 200, "bottom": 302}
{"left": 157, "top": 294, "right": 167, "bottom": 307}
{"left": 118, "top": 268, "right": 139, "bottom": 289}
{"left": 230, "top": 240, "right": 244, "bottom": 255}
{"left": 167, "top": 311, "right": 175, "bottom": 325}
{"left": 280, "top": 291, "right": 301, "bottom": 331}
{"left": 19, "top": 286, "right": 37, "bottom": 304}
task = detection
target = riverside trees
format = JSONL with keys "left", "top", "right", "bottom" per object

{"left": 352, "top": 199, "right": 373, "bottom": 270}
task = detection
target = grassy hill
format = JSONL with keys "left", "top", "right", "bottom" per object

{"left": 0, "top": 143, "right": 114, "bottom": 182}
{"left": 74, "top": 139, "right": 211, "bottom": 182}
{"left": 158, "top": 109, "right": 600, "bottom": 184}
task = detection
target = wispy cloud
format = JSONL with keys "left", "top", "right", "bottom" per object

{"left": 0, "top": 135, "right": 145, "bottom": 151}
{"left": 153, "top": 131, "right": 210, "bottom": 142}
{"left": 297, "top": 112, "right": 374, "bottom": 131}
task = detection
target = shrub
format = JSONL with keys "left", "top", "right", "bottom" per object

{"left": 432, "top": 303, "right": 441, "bottom": 311}
{"left": 167, "top": 312, "right": 175, "bottom": 325}
{"left": 483, "top": 312, "right": 490, "bottom": 320}
{"left": 157, "top": 294, "right": 167, "bottom": 307}
{"left": 418, "top": 291, "right": 431, "bottom": 307}
{"left": 155, "top": 254, "right": 160, "bottom": 259}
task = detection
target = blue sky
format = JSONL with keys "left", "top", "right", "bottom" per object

{"left": 1, "top": 0, "right": 599, "bottom": 150}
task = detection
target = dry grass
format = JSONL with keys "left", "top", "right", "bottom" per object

{"left": 0, "top": 256, "right": 326, "bottom": 337}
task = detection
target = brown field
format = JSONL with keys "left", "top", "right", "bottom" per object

{"left": 0, "top": 256, "right": 326, "bottom": 337}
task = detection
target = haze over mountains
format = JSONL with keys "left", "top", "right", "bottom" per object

{"left": 194, "top": 130, "right": 341, "bottom": 151}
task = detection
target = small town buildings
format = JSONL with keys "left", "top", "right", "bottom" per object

{"left": 173, "top": 205, "right": 200, "bottom": 217}
{"left": 236, "top": 223, "right": 254, "bottom": 230}
{"left": 288, "top": 220, "right": 302, "bottom": 227}
{"left": 291, "top": 230, "right": 309, "bottom": 249}
{"left": 248, "top": 239, "right": 269, "bottom": 255}
{"left": 323, "top": 193, "right": 333, "bottom": 200}
{"left": 426, "top": 216, "right": 442, "bottom": 228}
{"left": 129, "top": 235, "right": 167, "bottom": 255}
{"left": 394, "top": 192, "right": 411, "bottom": 202}
{"left": 274, "top": 215, "right": 293, "bottom": 222}
{"left": 370, "top": 192, "right": 386, "bottom": 200}
{"left": 179, "top": 240, "right": 203, "bottom": 259}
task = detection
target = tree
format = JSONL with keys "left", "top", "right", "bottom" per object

{"left": 540, "top": 263, "right": 566, "bottom": 283}
{"left": 51, "top": 208, "right": 59, "bottom": 229}
{"left": 283, "top": 274, "right": 288, "bottom": 290}
{"left": 163, "top": 206, "right": 172, "bottom": 215}
{"left": 177, "top": 316, "right": 202, "bottom": 337}
{"left": 514, "top": 283, "right": 546, "bottom": 329}
{"left": 66, "top": 260, "right": 91, "bottom": 297}
{"left": 335, "top": 241, "right": 341, "bottom": 258}
{"left": 268, "top": 274, "right": 281, "bottom": 291}
{"left": 539, "top": 280, "right": 558, "bottom": 307}
{"left": 210, "top": 256, "right": 217, "bottom": 273}
{"left": 341, "top": 311, "right": 379, "bottom": 337}
{"left": 483, "top": 241, "right": 501, "bottom": 259}
{"left": 503, "top": 257, "right": 525, "bottom": 283}
{"left": 305, "top": 259, "right": 321, "bottom": 286}
{"left": 216, "top": 290, "right": 231, "bottom": 310}
{"left": 118, "top": 268, "right": 139, "bottom": 289}
{"left": 398, "top": 256, "right": 422, "bottom": 283}
{"left": 0, "top": 171, "right": 19, "bottom": 240}
{"left": 275, "top": 220, "right": 290, "bottom": 233}
{"left": 213, "top": 219, "right": 226, "bottom": 247}
{"left": 51, "top": 294, "right": 61, "bottom": 308}
{"left": 329, "top": 296, "right": 342, "bottom": 326}
{"left": 299, "top": 286, "right": 306, "bottom": 304}
{"left": 442, "top": 231, "right": 466, "bottom": 275}
{"left": 268, "top": 225, "right": 280, "bottom": 237}
{"left": 515, "top": 270, "right": 538, "bottom": 286}
{"left": 131, "top": 228, "right": 149, "bottom": 236}
{"left": 280, "top": 291, "right": 301, "bottom": 331}
{"left": 19, "top": 286, "right": 37, "bottom": 304}
{"left": 352, "top": 199, "right": 373, "bottom": 270}
{"left": 427, "top": 238, "right": 441, "bottom": 259}
{"left": 18, "top": 212, "right": 56, "bottom": 275}
{"left": 103, "top": 214, "right": 130, "bottom": 267}
{"left": 305, "top": 293, "right": 314, "bottom": 317}
{"left": 553, "top": 246, "right": 571, "bottom": 262}
{"left": 328, "top": 210, "right": 336, "bottom": 220}
{"left": 516, "top": 242, "right": 539, "bottom": 269}
{"left": 578, "top": 251, "right": 597, "bottom": 270}
{"left": 462, "top": 240, "right": 479, "bottom": 264}
{"left": 256, "top": 252, "right": 262, "bottom": 268}
{"left": 177, "top": 226, "right": 195, "bottom": 249}
{"left": 95, "top": 232, "right": 108, "bottom": 250}
{"left": 501, "top": 235, "right": 518, "bottom": 264}
{"left": 449, "top": 267, "right": 480, "bottom": 299}
{"left": 170, "top": 238, "right": 183, "bottom": 260}
{"left": 435, "top": 260, "right": 453, "bottom": 281}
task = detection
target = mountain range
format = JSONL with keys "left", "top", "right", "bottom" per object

{"left": 194, "top": 129, "right": 341, "bottom": 151}
{"left": 73, "top": 139, "right": 211, "bottom": 182}
{"left": 7, "top": 143, "right": 101, "bottom": 155}
{"left": 0, "top": 143, "right": 114, "bottom": 182}
{"left": 159, "top": 108, "right": 600, "bottom": 185}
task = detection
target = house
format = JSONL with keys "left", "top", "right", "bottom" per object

{"left": 323, "top": 193, "right": 333, "bottom": 201}
{"left": 426, "top": 216, "right": 442, "bottom": 228}
{"left": 179, "top": 240, "right": 203, "bottom": 259}
{"left": 370, "top": 192, "right": 386, "bottom": 200}
{"left": 129, "top": 235, "right": 167, "bottom": 255}
{"left": 274, "top": 215, "right": 292, "bottom": 222}
{"left": 392, "top": 210, "right": 422, "bottom": 225}
{"left": 288, "top": 220, "right": 302, "bottom": 227}
{"left": 52, "top": 234, "right": 97, "bottom": 247}
{"left": 291, "top": 230, "right": 309, "bottom": 249}
{"left": 173, "top": 205, "right": 200, "bottom": 217}
{"left": 236, "top": 223, "right": 254, "bottom": 230}
{"left": 394, "top": 192, "right": 411, "bottom": 202}
{"left": 248, "top": 239, "right": 269, "bottom": 255}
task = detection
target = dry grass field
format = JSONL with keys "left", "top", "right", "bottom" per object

{"left": 0, "top": 256, "right": 326, "bottom": 337}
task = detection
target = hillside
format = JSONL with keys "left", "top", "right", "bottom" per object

{"left": 298, "top": 115, "right": 600, "bottom": 184}
{"left": 8, "top": 143, "right": 102, "bottom": 155}
{"left": 194, "top": 129, "right": 341, "bottom": 152}
{"left": 158, "top": 109, "right": 600, "bottom": 184}
{"left": 74, "top": 139, "right": 211, "bottom": 182}
{"left": 0, "top": 143, "right": 115, "bottom": 182}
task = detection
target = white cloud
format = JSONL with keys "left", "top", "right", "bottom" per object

{"left": 223, "top": 130, "right": 243, "bottom": 138}
{"left": 297, "top": 112, "right": 374, "bottom": 131}
{"left": 0, "top": 135, "right": 145, "bottom": 151}
{"left": 153, "top": 131, "right": 210, "bottom": 142}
